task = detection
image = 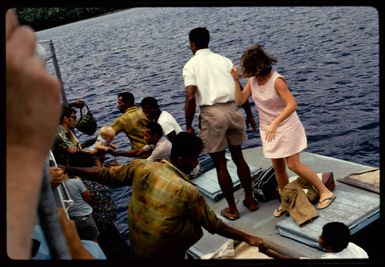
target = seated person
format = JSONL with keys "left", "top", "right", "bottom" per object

{"left": 88, "top": 126, "right": 117, "bottom": 167}
{"left": 319, "top": 222, "right": 368, "bottom": 259}
{"left": 62, "top": 177, "right": 100, "bottom": 242}
{"left": 52, "top": 106, "right": 96, "bottom": 167}
{"left": 110, "top": 122, "right": 171, "bottom": 161}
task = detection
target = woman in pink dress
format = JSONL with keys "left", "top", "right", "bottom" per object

{"left": 230, "top": 44, "right": 335, "bottom": 216}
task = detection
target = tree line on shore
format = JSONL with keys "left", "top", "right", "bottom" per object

{"left": 15, "top": 8, "right": 122, "bottom": 31}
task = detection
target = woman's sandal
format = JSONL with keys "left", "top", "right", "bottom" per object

{"left": 273, "top": 206, "right": 287, "bottom": 217}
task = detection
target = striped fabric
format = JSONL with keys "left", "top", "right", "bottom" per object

{"left": 250, "top": 71, "right": 307, "bottom": 158}
{"left": 100, "top": 159, "right": 222, "bottom": 259}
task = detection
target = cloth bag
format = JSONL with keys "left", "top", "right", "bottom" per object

{"left": 75, "top": 103, "right": 97, "bottom": 135}
{"left": 251, "top": 166, "right": 279, "bottom": 202}
{"left": 201, "top": 239, "right": 272, "bottom": 259}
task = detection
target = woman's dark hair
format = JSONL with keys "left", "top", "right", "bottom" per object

{"left": 170, "top": 132, "right": 203, "bottom": 160}
{"left": 240, "top": 44, "right": 278, "bottom": 78}
{"left": 321, "top": 222, "right": 350, "bottom": 252}
{"left": 189, "top": 27, "right": 210, "bottom": 49}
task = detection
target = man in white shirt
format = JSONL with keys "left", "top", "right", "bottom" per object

{"left": 182, "top": 27, "right": 258, "bottom": 220}
{"left": 140, "top": 96, "right": 182, "bottom": 143}
{"left": 319, "top": 222, "right": 368, "bottom": 259}
{"left": 109, "top": 122, "right": 171, "bottom": 161}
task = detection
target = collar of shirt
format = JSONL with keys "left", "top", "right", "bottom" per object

{"left": 194, "top": 48, "right": 211, "bottom": 56}
{"left": 124, "top": 105, "right": 141, "bottom": 114}
{"left": 160, "top": 159, "right": 191, "bottom": 183}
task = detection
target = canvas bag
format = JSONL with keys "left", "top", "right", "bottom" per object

{"left": 251, "top": 166, "right": 279, "bottom": 202}
{"left": 75, "top": 103, "right": 97, "bottom": 135}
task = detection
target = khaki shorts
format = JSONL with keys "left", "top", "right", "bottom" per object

{"left": 199, "top": 102, "right": 247, "bottom": 153}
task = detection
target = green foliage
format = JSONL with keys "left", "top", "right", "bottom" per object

{"left": 14, "top": 8, "right": 121, "bottom": 31}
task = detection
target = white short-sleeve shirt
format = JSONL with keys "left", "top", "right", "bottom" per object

{"left": 157, "top": 111, "right": 182, "bottom": 136}
{"left": 183, "top": 49, "right": 235, "bottom": 106}
{"left": 321, "top": 242, "right": 369, "bottom": 259}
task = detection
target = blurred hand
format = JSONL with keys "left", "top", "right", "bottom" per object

{"left": 6, "top": 9, "right": 61, "bottom": 159}
{"left": 57, "top": 208, "right": 94, "bottom": 259}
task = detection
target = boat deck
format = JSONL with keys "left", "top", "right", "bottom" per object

{"left": 187, "top": 147, "right": 380, "bottom": 259}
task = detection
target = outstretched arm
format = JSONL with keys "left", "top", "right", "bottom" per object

{"left": 214, "top": 221, "right": 293, "bottom": 259}
{"left": 62, "top": 165, "right": 104, "bottom": 182}
{"left": 109, "top": 148, "right": 145, "bottom": 158}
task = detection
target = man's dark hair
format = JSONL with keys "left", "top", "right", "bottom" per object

{"left": 118, "top": 92, "right": 135, "bottom": 105}
{"left": 61, "top": 106, "right": 76, "bottom": 123}
{"left": 170, "top": 132, "right": 203, "bottom": 160}
{"left": 322, "top": 222, "right": 350, "bottom": 252}
{"left": 189, "top": 27, "right": 210, "bottom": 49}
{"left": 140, "top": 96, "right": 159, "bottom": 109}
{"left": 147, "top": 121, "right": 163, "bottom": 137}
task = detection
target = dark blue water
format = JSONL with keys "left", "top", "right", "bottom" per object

{"left": 38, "top": 7, "right": 379, "bottom": 168}
{"left": 37, "top": 7, "right": 379, "bottom": 246}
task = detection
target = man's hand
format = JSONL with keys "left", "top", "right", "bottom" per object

{"left": 68, "top": 99, "right": 85, "bottom": 109}
{"left": 245, "top": 235, "right": 264, "bottom": 248}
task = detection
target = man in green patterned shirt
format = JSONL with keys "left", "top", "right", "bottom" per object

{"left": 111, "top": 92, "right": 149, "bottom": 154}
{"left": 63, "top": 133, "right": 266, "bottom": 259}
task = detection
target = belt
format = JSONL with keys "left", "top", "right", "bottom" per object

{"left": 200, "top": 101, "right": 235, "bottom": 108}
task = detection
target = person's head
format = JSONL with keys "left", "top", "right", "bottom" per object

{"left": 61, "top": 106, "right": 77, "bottom": 129}
{"left": 319, "top": 222, "right": 350, "bottom": 253}
{"left": 170, "top": 132, "right": 203, "bottom": 174}
{"left": 140, "top": 97, "right": 161, "bottom": 121}
{"left": 144, "top": 122, "right": 163, "bottom": 145}
{"left": 99, "top": 126, "right": 116, "bottom": 142}
{"left": 117, "top": 92, "right": 135, "bottom": 113}
{"left": 188, "top": 27, "right": 210, "bottom": 54}
{"left": 239, "top": 44, "right": 278, "bottom": 78}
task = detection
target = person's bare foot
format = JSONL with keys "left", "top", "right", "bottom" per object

{"left": 220, "top": 207, "right": 240, "bottom": 220}
{"left": 242, "top": 199, "right": 259, "bottom": 211}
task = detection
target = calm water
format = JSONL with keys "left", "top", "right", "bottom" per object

{"left": 36, "top": 7, "right": 380, "bottom": 247}
{"left": 38, "top": 6, "right": 379, "bottom": 167}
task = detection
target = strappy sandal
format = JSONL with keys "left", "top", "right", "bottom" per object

{"left": 273, "top": 206, "right": 287, "bottom": 217}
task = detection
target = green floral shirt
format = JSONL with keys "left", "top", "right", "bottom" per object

{"left": 100, "top": 159, "right": 222, "bottom": 259}
{"left": 52, "top": 125, "right": 78, "bottom": 165}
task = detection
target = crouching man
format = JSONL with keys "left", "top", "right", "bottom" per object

{"left": 61, "top": 132, "right": 277, "bottom": 259}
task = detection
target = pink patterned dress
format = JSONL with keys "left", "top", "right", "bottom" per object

{"left": 250, "top": 71, "right": 307, "bottom": 159}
